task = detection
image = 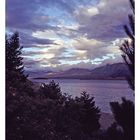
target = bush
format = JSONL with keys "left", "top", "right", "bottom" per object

{"left": 6, "top": 81, "right": 101, "bottom": 140}
{"left": 110, "top": 98, "right": 134, "bottom": 140}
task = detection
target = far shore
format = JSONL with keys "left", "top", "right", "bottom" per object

{"left": 32, "top": 77, "right": 126, "bottom": 80}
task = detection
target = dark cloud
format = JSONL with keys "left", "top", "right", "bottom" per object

{"left": 6, "top": 0, "right": 76, "bottom": 31}
{"left": 22, "top": 47, "right": 70, "bottom": 70}
{"left": 75, "top": 0, "right": 131, "bottom": 41}
{"left": 6, "top": 0, "right": 41, "bottom": 30}
{"left": 23, "top": 58, "right": 41, "bottom": 66}
{"left": 21, "top": 34, "right": 55, "bottom": 45}
{"left": 78, "top": 15, "right": 126, "bottom": 41}
{"left": 22, "top": 51, "right": 46, "bottom": 56}
{"left": 6, "top": 0, "right": 130, "bottom": 71}
{"left": 23, "top": 57, "right": 42, "bottom": 71}
{"left": 47, "top": 56, "right": 79, "bottom": 65}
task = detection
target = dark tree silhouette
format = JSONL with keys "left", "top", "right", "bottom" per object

{"left": 6, "top": 32, "right": 27, "bottom": 88}
{"left": 110, "top": 98, "right": 134, "bottom": 140}
{"left": 38, "top": 80, "right": 62, "bottom": 100}
{"left": 76, "top": 92, "right": 101, "bottom": 137}
{"left": 7, "top": 81, "right": 101, "bottom": 140}
{"left": 104, "top": 1, "right": 135, "bottom": 140}
{"left": 120, "top": 0, "right": 135, "bottom": 90}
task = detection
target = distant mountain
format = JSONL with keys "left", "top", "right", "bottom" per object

{"left": 25, "top": 70, "right": 53, "bottom": 78}
{"left": 29, "top": 63, "right": 131, "bottom": 80}
{"left": 61, "top": 68, "right": 91, "bottom": 74}
{"left": 90, "top": 63, "right": 130, "bottom": 79}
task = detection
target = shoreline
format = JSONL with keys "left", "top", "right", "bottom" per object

{"left": 31, "top": 77, "right": 127, "bottom": 81}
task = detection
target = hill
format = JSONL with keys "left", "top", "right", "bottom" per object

{"left": 28, "top": 63, "right": 131, "bottom": 80}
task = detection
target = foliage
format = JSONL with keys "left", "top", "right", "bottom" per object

{"left": 105, "top": 1, "right": 135, "bottom": 140}
{"left": 120, "top": 0, "right": 135, "bottom": 90}
{"left": 6, "top": 32, "right": 27, "bottom": 88}
{"left": 38, "top": 80, "right": 63, "bottom": 100}
{"left": 110, "top": 98, "right": 134, "bottom": 140}
{"left": 96, "top": 98, "right": 134, "bottom": 140}
{"left": 6, "top": 92, "right": 57, "bottom": 140}
{"left": 95, "top": 123, "right": 123, "bottom": 140}
{"left": 6, "top": 33, "right": 101, "bottom": 140}
{"left": 6, "top": 81, "right": 101, "bottom": 140}
{"left": 75, "top": 92, "right": 100, "bottom": 136}
{"left": 105, "top": 123, "right": 123, "bottom": 140}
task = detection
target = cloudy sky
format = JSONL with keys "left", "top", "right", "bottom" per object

{"left": 6, "top": 0, "right": 131, "bottom": 72}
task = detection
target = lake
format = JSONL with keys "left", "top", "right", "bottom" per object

{"left": 32, "top": 79, "right": 134, "bottom": 113}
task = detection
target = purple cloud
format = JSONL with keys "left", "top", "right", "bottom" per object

{"left": 6, "top": 0, "right": 131, "bottom": 71}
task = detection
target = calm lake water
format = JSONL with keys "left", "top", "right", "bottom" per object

{"left": 32, "top": 79, "right": 134, "bottom": 113}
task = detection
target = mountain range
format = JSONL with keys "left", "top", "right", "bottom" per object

{"left": 27, "top": 63, "right": 131, "bottom": 80}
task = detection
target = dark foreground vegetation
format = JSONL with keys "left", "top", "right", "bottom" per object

{"left": 6, "top": 32, "right": 134, "bottom": 140}
{"left": 6, "top": 0, "right": 134, "bottom": 139}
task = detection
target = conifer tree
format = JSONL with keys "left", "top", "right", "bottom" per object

{"left": 6, "top": 32, "right": 27, "bottom": 88}
{"left": 76, "top": 92, "right": 100, "bottom": 136}
{"left": 106, "top": 1, "right": 135, "bottom": 140}
{"left": 110, "top": 98, "right": 134, "bottom": 140}
{"left": 120, "top": 0, "right": 135, "bottom": 90}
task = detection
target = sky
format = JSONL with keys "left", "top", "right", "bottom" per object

{"left": 6, "top": 0, "right": 131, "bottom": 72}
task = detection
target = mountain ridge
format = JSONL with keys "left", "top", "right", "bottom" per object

{"left": 28, "top": 63, "right": 131, "bottom": 80}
